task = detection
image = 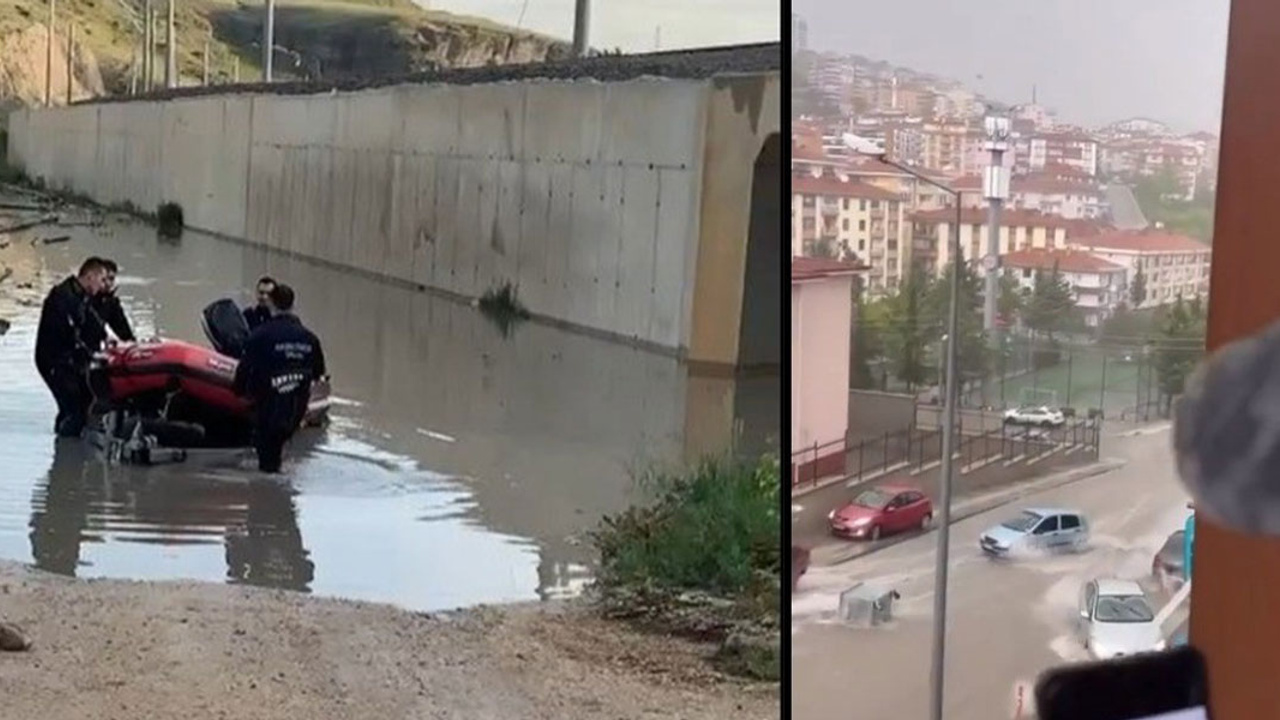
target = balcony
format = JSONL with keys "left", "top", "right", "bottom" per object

{"left": 870, "top": 208, "right": 886, "bottom": 221}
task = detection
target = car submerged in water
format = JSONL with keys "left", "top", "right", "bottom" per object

{"left": 978, "top": 508, "right": 1090, "bottom": 557}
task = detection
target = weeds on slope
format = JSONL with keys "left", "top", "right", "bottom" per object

{"left": 591, "top": 454, "right": 781, "bottom": 681}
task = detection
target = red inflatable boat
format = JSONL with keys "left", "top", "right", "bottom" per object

{"left": 94, "top": 339, "right": 331, "bottom": 425}
{"left": 87, "top": 299, "right": 330, "bottom": 448}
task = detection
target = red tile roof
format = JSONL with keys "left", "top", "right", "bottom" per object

{"left": 1069, "top": 230, "right": 1211, "bottom": 254}
{"left": 1038, "top": 162, "right": 1093, "bottom": 179}
{"left": 911, "top": 207, "right": 1070, "bottom": 228}
{"left": 792, "top": 256, "right": 869, "bottom": 282}
{"left": 792, "top": 135, "right": 830, "bottom": 163}
{"left": 793, "top": 174, "right": 903, "bottom": 201}
{"left": 1002, "top": 249, "right": 1125, "bottom": 274}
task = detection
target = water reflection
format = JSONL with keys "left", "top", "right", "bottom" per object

{"left": 30, "top": 439, "right": 315, "bottom": 592}
{"left": 0, "top": 216, "right": 779, "bottom": 611}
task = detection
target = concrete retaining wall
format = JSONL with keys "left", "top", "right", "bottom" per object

{"left": 6, "top": 72, "right": 780, "bottom": 360}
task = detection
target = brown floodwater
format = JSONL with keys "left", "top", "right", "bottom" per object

{"left": 0, "top": 215, "right": 777, "bottom": 611}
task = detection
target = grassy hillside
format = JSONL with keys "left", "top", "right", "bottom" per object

{"left": 0, "top": 0, "right": 569, "bottom": 103}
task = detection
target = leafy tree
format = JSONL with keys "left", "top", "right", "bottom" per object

{"left": 925, "top": 261, "right": 989, "bottom": 380}
{"left": 883, "top": 265, "right": 934, "bottom": 391}
{"left": 1152, "top": 297, "right": 1208, "bottom": 414}
{"left": 851, "top": 296, "right": 889, "bottom": 390}
{"left": 1129, "top": 268, "right": 1147, "bottom": 307}
{"left": 1024, "top": 262, "right": 1081, "bottom": 342}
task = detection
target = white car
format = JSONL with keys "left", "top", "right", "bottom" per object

{"left": 1077, "top": 578, "right": 1166, "bottom": 660}
{"left": 1003, "top": 405, "right": 1066, "bottom": 427}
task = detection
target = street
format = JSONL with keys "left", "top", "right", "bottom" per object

{"left": 791, "top": 425, "right": 1188, "bottom": 720}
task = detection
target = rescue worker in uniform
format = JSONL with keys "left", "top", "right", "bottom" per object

{"left": 34, "top": 257, "right": 110, "bottom": 437}
{"left": 84, "top": 258, "right": 136, "bottom": 349}
{"left": 243, "top": 276, "right": 276, "bottom": 332}
{"left": 233, "top": 284, "right": 326, "bottom": 473}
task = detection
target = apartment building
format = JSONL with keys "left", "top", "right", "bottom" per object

{"left": 910, "top": 208, "right": 1072, "bottom": 277}
{"left": 1100, "top": 137, "right": 1204, "bottom": 201}
{"left": 919, "top": 121, "right": 985, "bottom": 174}
{"left": 1000, "top": 249, "right": 1128, "bottom": 327}
{"left": 952, "top": 174, "right": 1105, "bottom": 220}
{"left": 792, "top": 173, "right": 910, "bottom": 296}
{"left": 1019, "top": 132, "right": 1101, "bottom": 176}
{"left": 1067, "top": 231, "right": 1212, "bottom": 309}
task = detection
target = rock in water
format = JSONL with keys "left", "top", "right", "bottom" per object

{"left": 1175, "top": 318, "right": 1280, "bottom": 535}
{"left": 0, "top": 622, "right": 31, "bottom": 651}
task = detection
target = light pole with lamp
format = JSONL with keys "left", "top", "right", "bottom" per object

{"left": 862, "top": 150, "right": 963, "bottom": 720}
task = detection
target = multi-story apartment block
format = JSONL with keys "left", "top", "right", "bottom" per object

{"left": 1017, "top": 132, "right": 1100, "bottom": 177}
{"left": 792, "top": 173, "right": 911, "bottom": 296}
{"left": 1100, "top": 138, "right": 1203, "bottom": 201}
{"left": 1067, "top": 231, "right": 1212, "bottom": 309}
{"left": 952, "top": 174, "right": 1105, "bottom": 220}
{"left": 1000, "top": 249, "right": 1128, "bottom": 327}
{"left": 910, "top": 208, "right": 1073, "bottom": 278}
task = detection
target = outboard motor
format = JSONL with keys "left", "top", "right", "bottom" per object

{"left": 201, "top": 299, "right": 252, "bottom": 359}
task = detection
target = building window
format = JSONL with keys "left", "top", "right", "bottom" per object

{"left": 860, "top": 200, "right": 867, "bottom": 211}
{"left": 842, "top": 218, "right": 849, "bottom": 231}
{"left": 859, "top": 220, "right": 867, "bottom": 231}
{"left": 858, "top": 239, "right": 866, "bottom": 251}
{"left": 842, "top": 198, "right": 850, "bottom": 210}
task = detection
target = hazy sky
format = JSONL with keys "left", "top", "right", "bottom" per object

{"left": 794, "top": 0, "right": 1230, "bottom": 133}
{"left": 433, "top": 0, "right": 780, "bottom": 54}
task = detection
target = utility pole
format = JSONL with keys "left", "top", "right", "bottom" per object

{"left": 981, "top": 114, "right": 1011, "bottom": 407}
{"left": 66, "top": 23, "right": 74, "bottom": 105}
{"left": 263, "top": 0, "right": 275, "bottom": 81}
{"left": 202, "top": 40, "right": 210, "bottom": 85}
{"left": 165, "top": 0, "right": 175, "bottom": 89}
{"left": 572, "top": 0, "right": 589, "bottom": 57}
{"left": 45, "top": 0, "right": 55, "bottom": 106}
{"left": 233, "top": 57, "right": 240, "bottom": 83}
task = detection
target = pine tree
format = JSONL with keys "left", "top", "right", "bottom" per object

{"left": 1025, "top": 263, "right": 1079, "bottom": 341}
{"left": 1152, "top": 297, "right": 1208, "bottom": 414}
{"left": 925, "top": 261, "right": 989, "bottom": 380}
{"left": 1129, "top": 268, "right": 1148, "bottom": 307}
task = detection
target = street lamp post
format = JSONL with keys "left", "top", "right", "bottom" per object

{"left": 868, "top": 153, "right": 962, "bottom": 720}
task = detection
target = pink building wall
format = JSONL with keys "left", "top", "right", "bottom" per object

{"left": 791, "top": 269, "right": 854, "bottom": 484}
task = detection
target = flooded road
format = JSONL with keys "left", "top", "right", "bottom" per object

{"left": 0, "top": 215, "right": 778, "bottom": 611}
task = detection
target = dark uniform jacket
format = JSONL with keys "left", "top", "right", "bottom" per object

{"left": 34, "top": 276, "right": 95, "bottom": 377}
{"left": 232, "top": 314, "right": 326, "bottom": 433}
{"left": 244, "top": 305, "right": 271, "bottom": 332}
{"left": 84, "top": 292, "right": 136, "bottom": 349}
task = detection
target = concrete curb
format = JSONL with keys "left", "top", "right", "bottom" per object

{"left": 815, "top": 457, "right": 1128, "bottom": 567}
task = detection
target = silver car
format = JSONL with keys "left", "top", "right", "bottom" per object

{"left": 1077, "top": 578, "right": 1166, "bottom": 659}
{"left": 978, "top": 507, "right": 1090, "bottom": 557}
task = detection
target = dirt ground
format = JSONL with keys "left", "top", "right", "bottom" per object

{"left": 0, "top": 561, "right": 779, "bottom": 720}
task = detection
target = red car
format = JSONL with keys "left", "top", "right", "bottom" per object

{"left": 828, "top": 483, "right": 933, "bottom": 541}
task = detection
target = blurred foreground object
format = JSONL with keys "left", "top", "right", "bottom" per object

{"left": 1175, "top": 319, "right": 1280, "bottom": 535}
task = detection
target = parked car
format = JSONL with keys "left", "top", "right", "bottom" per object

{"left": 1152, "top": 530, "right": 1187, "bottom": 590}
{"left": 1077, "top": 578, "right": 1166, "bottom": 659}
{"left": 791, "top": 545, "right": 811, "bottom": 593}
{"left": 1003, "top": 406, "right": 1066, "bottom": 427}
{"left": 979, "top": 507, "right": 1090, "bottom": 557}
{"left": 828, "top": 483, "right": 933, "bottom": 542}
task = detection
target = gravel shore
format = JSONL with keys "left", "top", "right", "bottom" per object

{"left": 0, "top": 561, "right": 779, "bottom": 720}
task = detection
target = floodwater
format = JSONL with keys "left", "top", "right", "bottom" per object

{"left": 0, "top": 214, "right": 778, "bottom": 611}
